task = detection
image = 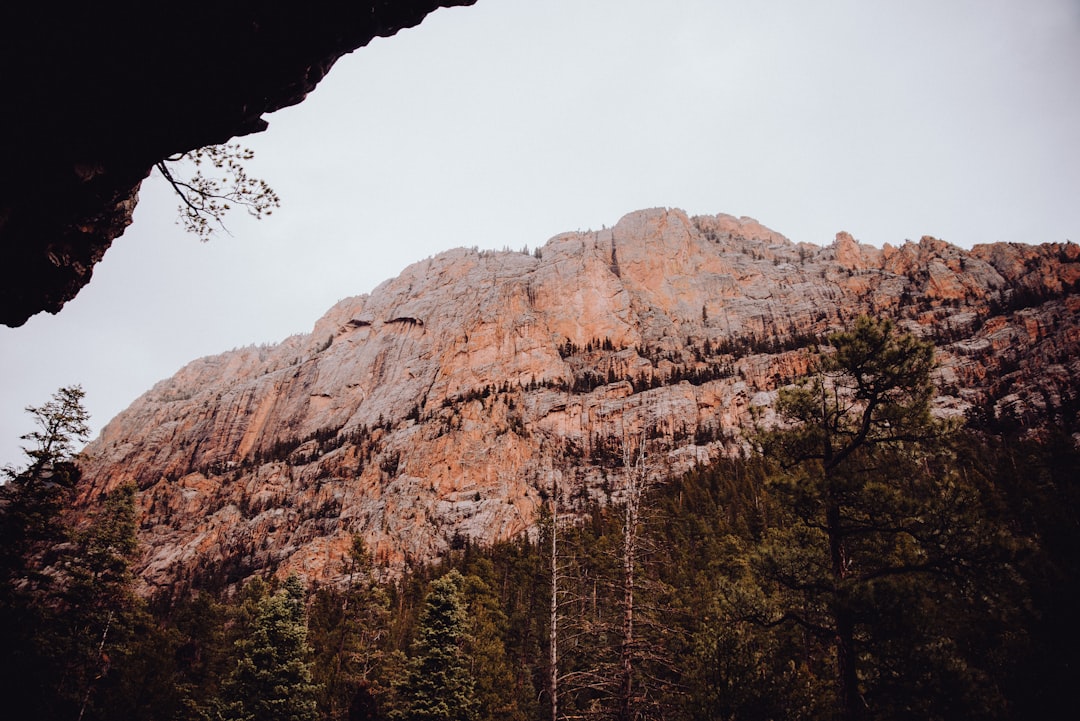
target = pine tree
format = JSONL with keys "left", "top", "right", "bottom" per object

{"left": 0, "top": 385, "right": 93, "bottom": 718}
{"left": 0, "top": 384, "right": 88, "bottom": 594}
{"left": 309, "top": 536, "right": 391, "bottom": 721}
{"left": 62, "top": 482, "right": 142, "bottom": 721}
{"left": 13, "top": 383, "right": 90, "bottom": 471}
{"left": 461, "top": 563, "right": 529, "bottom": 721}
{"left": 392, "top": 569, "right": 478, "bottom": 721}
{"left": 759, "top": 316, "right": 938, "bottom": 720}
{"left": 171, "top": 591, "right": 233, "bottom": 721}
{"left": 744, "top": 316, "right": 1010, "bottom": 720}
{"left": 220, "top": 575, "right": 320, "bottom": 721}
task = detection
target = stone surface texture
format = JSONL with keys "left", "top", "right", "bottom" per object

{"left": 75, "top": 208, "right": 1080, "bottom": 594}
{"left": 0, "top": 0, "right": 477, "bottom": 327}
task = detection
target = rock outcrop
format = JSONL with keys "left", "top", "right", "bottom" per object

{"left": 0, "top": 0, "right": 477, "bottom": 327}
{"left": 76, "top": 208, "right": 1080, "bottom": 595}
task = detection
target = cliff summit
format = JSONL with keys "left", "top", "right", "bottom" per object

{"left": 77, "top": 208, "right": 1080, "bottom": 594}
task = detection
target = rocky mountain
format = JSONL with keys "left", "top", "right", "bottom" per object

{"left": 76, "top": 208, "right": 1080, "bottom": 596}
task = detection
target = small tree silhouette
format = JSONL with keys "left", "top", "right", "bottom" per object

{"left": 155, "top": 143, "right": 280, "bottom": 240}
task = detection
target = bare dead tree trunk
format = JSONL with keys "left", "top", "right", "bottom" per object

{"left": 550, "top": 470, "right": 559, "bottom": 721}
{"left": 620, "top": 491, "right": 636, "bottom": 721}
{"left": 619, "top": 430, "right": 647, "bottom": 721}
{"left": 77, "top": 611, "right": 112, "bottom": 721}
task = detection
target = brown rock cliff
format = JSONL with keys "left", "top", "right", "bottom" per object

{"left": 76, "top": 208, "right": 1080, "bottom": 594}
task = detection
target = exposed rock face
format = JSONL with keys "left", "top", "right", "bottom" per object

{"left": 76, "top": 208, "right": 1080, "bottom": 595}
{"left": 0, "top": 0, "right": 476, "bottom": 327}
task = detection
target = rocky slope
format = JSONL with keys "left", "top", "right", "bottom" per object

{"left": 76, "top": 208, "right": 1080, "bottom": 595}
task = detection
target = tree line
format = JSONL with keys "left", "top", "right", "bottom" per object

{"left": 1, "top": 317, "right": 1077, "bottom": 720}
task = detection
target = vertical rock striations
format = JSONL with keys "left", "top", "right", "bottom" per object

{"left": 76, "top": 208, "right": 1080, "bottom": 595}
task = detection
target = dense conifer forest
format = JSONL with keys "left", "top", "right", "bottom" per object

{"left": 2, "top": 320, "right": 1078, "bottom": 720}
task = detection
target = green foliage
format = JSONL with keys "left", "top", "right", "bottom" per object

{"left": 4, "top": 354, "right": 1078, "bottom": 721}
{"left": 460, "top": 563, "right": 529, "bottom": 721}
{"left": 643, "top": 430, "right": 1071, "bottom": 720}
{"left": 0, "top": 386, "right": 137, "bottom": 721}
{"left": 759, "top": 316, "right": 938, "bottom": 472}
{"left": 170, "top": 592, "right": 233, "bottom": 720}
{"left": 459, "top": 537, "right": 546, "bottom": 721}
{"left": 0, "top": 430, "right": 1065, "bottom": 721}
{"left": 727, "top": 317, "right": 1032, "bottom": 719}
{"left": 156, "top": 143, "right": 280, "bottom": 240}
{"left": 390, "top": 569, "right": 479, "bottom": 721}
{"left": 65, "top": 483, "right": 139, "bottom": 606}
{"left": 0, "top": 459, "right": 80, "bottom": 596}
{"left": 0, "top": 384, "right": 91, "bottom": 607}
{"left": 0, "top": 477, "right": 147, "bottom": 720}
{"left": 7, "top": 383, "right": 89, "bottom": 473}
{"left": 217, "top": 576, "right": 320, "bottom": 721}
{"left": 308, "top": 537, "right": 393, "bottom": 721}
{"left": 59, "top": 483, "right": 142, "bottom": 711}
{"left": 949, "top": 430, "right": 1080, "bottom": 719}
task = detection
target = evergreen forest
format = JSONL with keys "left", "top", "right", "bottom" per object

{"left": 1, "top": 319, "right": 1077, "bottom": 720}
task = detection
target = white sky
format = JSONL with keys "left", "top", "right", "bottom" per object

{"left": 2, "top": 0, "right": 1078, "bottom": 470}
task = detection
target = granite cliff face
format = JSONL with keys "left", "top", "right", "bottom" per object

{"left": 0, "top": 0, "right": 476, "bottom": 327}
{"left": 76, "top": 208, "right": 1080, "bottom": 595}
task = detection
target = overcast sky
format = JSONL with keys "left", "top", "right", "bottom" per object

{"left": 2, "top": 0, "right": 1078, "bottom": 470}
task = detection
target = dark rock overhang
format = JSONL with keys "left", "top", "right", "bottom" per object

{"left": 0, "top": 0, "right": 477, "bottom": 327}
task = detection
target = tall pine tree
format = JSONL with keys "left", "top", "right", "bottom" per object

{"left": 743, "top": 316, "right": 1017, "bottom": 720}
{"left": 392, "top": 569, "right": 478, "bottom": 721}
{"left": 309, "top": 536, "right": 392, "bottom": 721}
{"left": 219, "top": 575, "right": 320, "bottom": 721}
